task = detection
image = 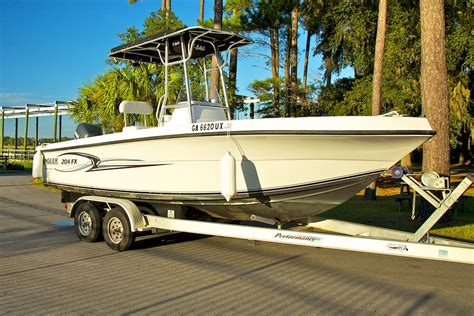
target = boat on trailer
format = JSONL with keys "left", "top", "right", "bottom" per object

{"left": 31, "top": 27, "right": 473, "bottom": 263}
{"left": 33, "top": 26, "right": 435, "bottom": 224}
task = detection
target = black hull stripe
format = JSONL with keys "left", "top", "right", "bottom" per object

{"left": 49, "top": 169, "right": 383, "bottom": 203}
{"left": 41, "top": 130, "right": 435, "bottom": 152}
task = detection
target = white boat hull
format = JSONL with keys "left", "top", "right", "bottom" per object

{"left": 37, "top": 116, "right": 434, "bottom": 222}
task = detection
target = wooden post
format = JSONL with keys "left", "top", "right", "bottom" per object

{"left": 24, "top": 107, "right": 29, "bottom": 151}
{"left": 14, "top": 118, "right": 18, "bottom": 150}
{"left": 59, "top": 116, "right": 62, "bottom": 142}
{"left": 0, "top": 110, "right": 4, "bottom": 154}
{"left": 35, "top": 116, "right": 39, "bottom": 147}
{"left": 53, "top": 103, "right": 58, "bottom": 142}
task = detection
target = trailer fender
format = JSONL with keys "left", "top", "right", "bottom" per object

{"left": 72, "top": 196, "right": 146, "bottom": 232}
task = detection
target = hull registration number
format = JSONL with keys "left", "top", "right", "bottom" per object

{"left": 191, "top": 122, "right": 230, "bottom": 132}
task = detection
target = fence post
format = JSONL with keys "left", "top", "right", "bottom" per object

{"left": 53, "top": 102, "right": 58, "bottom": 142}
{"left": 59, "top": 116, "right": 62, "bottom": 142}
{"left": 35, "top": 116, "right": 39, "bottom": 147}
{"left": 24, "top": 106, "right": 29, "bottom": 152}
{"left": 0, "top": 109, "right": 4, "bottom": 154}
{"left": 14, "top": 118, "right": 18, "bottom": 150}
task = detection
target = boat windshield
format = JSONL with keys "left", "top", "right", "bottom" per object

{"left": 172, "top": 55, "right": 224, "bottom": 106}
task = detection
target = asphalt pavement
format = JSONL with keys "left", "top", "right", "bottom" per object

{"left": 0, "top": 174, "right": 473, "bottom": 315}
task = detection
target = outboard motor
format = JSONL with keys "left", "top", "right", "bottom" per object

{"left": 74, "top": 123, "right": 103, "bottom": 139}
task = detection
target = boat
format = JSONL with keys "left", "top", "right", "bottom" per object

{"left": 33, "top": 26, "right": 435, "bottom": 224}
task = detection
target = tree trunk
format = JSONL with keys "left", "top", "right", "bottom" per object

{"left": 420, "top": 0, "right": 450, "bottom": 176}
{"left": 302, "top": 30, "right": 311, "bottom": 115}
{"left": 227, "top": 7, "right": 239, "bottom": 118}
{"left": 290, "top": 5, "right": 298, "bottom": 117}
{"left": 270, "top": 28, "right": 280, "bottom": 117}
{"left": 228, "top": 47, "right": 238, "bottom": 118}
{"left": 210, "top": 0, "right": 223, "bottom": 102}
{"left": 365, "top": 0, "right": 387, "bottom": 201}
{"left": 199, "top": 0, "right": 205, "bottom": 21}
{"left": 324, "top": 57, "right": 332, "bottom": 88}
{"left": 284, "top": 23, "right": 291, "bottom": 117}
{"left": 401, "top": 153, "right": 413, "bottom": 173}
{"left": 372, "top": 0, "right": 387, "bottom": 116}
{"left": 162, "top": 0, "right": 171, "bottom": 18}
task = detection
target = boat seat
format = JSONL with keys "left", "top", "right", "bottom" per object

{"left": 119, "top": 101, "right": 154, "bottom": 115}
{"left": 119, "top": 101, "right": 153, "bottom": 129}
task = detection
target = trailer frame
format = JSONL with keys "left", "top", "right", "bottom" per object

{"left": 68, "top": 174, "right": 473, "bottom": 265}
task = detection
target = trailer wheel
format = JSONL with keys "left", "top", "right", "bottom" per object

{"left": 103, "top": 207, "right": 135, "bottom": 251}
{"left": 74, "top": 203, "right": 103, "bottom": 242}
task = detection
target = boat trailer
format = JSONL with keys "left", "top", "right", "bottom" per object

{"left": 69, "top": 172, "right": 473, "bottom": 264}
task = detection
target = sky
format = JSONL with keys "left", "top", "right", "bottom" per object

{"left": 0, "top": 0, "right": 323, "bottom": 138}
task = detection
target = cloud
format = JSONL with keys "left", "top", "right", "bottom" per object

{"left": 0, "top": 92, "right": 33, "bottom": 107}
{"left": 0, "top": 92, "right": 69, "bottom": 107}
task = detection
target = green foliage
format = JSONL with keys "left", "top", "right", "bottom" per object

{"left": 240, "top": 0, "right": 294, "bottom": 31}
{"left": 332, "top": 77, "right": 372, "bottom": 116}
{"left": 380, "top": 2, "right": 421, "bottom": 116}
{"left": 73, "top": 63, "right": 164, "bottom": 132}
{"left": 6, "top": 162, "right": 24, "bottom": 171}
{"left": 445, "top": 2, "right": 473, "bottom": 151}
{"left": 316, "top": 77, "right": 354, "bottom": 115}
{"left": 306, "top": 0, "right": 472, "bottom": 155}
{"left": 249, "top": 78, "right": 274, "bottom": 103}
{"left": 308, "top": 0, "right": 378, "bottom": 81}
{"left": 242, "top": 0, "right": 471, "bottom": 159}
{"left": 249, "top": 77, "right": 317, "bottom": 117}
{"left": 240, "top": 0, "right": 294, "bottom": 67}
{"left": 248, "top": 77, "right": 285, "bottom": 117}
{"left": 74, "top": 10, "right": 185, "bottom": 132}
{"left": 143, "top": 10, "right": 184, "bottom": 35}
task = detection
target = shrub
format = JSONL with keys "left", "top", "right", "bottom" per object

{"left": 7, "top": 162, "right": 25, "bottom": 171}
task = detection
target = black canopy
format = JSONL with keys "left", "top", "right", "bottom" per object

{"left": 109, "top": 26, "right": 252, "bottom": 64}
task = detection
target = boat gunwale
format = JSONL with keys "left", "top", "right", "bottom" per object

{"left": 39, "top": 129, "right": 435, "bottom": 152}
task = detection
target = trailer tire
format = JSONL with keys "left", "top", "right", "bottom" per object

{"left": 103, "top": 207, "right": 135, "bottom": 251}
{"left": 74, "top": 203, "right": 103, "bottom": 242}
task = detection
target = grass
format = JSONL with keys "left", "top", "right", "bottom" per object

{"left": 0, "top": 160, "right": 32, "bottom": 174}
{"left": 31, "top": 177, "right": 61, "bottom": 192}
{"left": 430, "top": 224, "right": 474, "bottom": 242}
{"left": 319, "top": 176, "right": 474, "bottom": 242}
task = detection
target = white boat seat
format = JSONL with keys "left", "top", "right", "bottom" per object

{"left": 119, "top": 101, "right": 153, "bottom": 129}
{"left": 119, "top": 101, "right": 153, "bottom": 115}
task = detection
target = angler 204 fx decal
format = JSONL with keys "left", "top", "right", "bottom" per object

{"left": 49, "top": 152, "right": 168, "bottom": 173}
